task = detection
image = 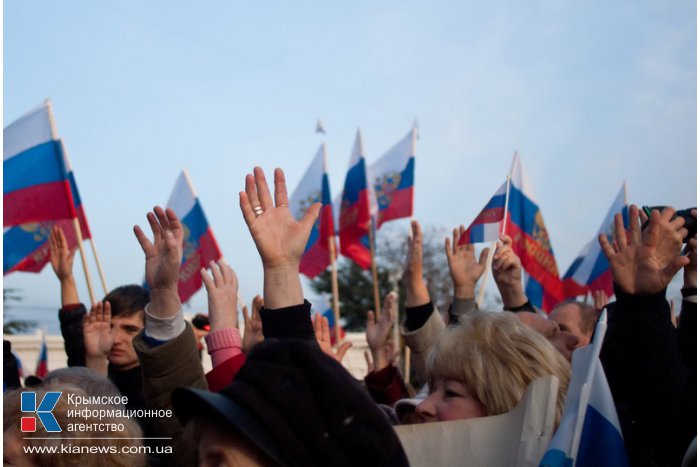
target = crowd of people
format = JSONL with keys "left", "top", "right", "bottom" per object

{"left": 3, "top": 166, "right": 696, "bottom": 466}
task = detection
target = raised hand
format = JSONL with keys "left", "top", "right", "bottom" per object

{"left": 49, "top": 225, "right": 75, "bottom": 281}
{"left": 133, "top": 206, "right": 184, "bottom": 317}
{"left": 592, "top": 289, "right": 609, "bottom": 313}
{"left": 366, "top": 293, "right": 397, "bottom": 372}
{"left": 239, "top": 167, "right": 320, "bottom": 309}
{"left": 404, "top": 220, "right": 430, "bottom": 306}
{"left": 599, "top": 205, "right": 689, "bottom": 295}
{"left": 83, "top": 301, "right": 113, "bottom": 375}
{"left": 492, "top": 234, "right": 528, "bottom": 307}
{"left": 314, "top": 313, "right": 352, "bottom": 363}
{"left": 445, "top": 225, "right": 490, "bottom": 299}
{"left": 201, "top": 260, "right": 239, "bottom": 331}
{"left": 240, "top": 167, "right": 320, "bottom": 269}
{"left": 242, "top": 295, "right": 264, "bottom": 354}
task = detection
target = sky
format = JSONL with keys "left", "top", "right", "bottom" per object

{"left": 3, "top": 0, "right": 697, "bottom": 323}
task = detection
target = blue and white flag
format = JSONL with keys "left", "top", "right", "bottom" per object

{"left": 540, "top": 309, "right": 628, "bottom": 467}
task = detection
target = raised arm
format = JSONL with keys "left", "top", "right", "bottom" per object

{"left": 239, "top": 167, "right": 320, "bottom": 310}
{"left": 492, "top": 234, "right": 530, "bottom": 309}
{"left": 599, "top": 205, "right": 688, "bottom": 295}
{"left": 242, "top": 295, "right": 264, "bottom": 354}
{"left": 404, "top": 220, "right": 430, "bottom": 307}
{"left": 49, "top": 225, "right": 79, "bottom": 306}
{"left": 445, "top": 225, "right": 490, "bottom": 301}
{"left": 598, "top": 204, "right": 692, "bottom": 466}
{"left": 133, "top": 206, "right": 183, "bottom": 320}
{"left": 366, "top": 293, "right": 398, "bottom": 373}
{"left": 83, "top": 301, "right": 112, "bottom": 376}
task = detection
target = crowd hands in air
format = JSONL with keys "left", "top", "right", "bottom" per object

{"left": 3, "top": 166, "right": 695, "bottom": 467}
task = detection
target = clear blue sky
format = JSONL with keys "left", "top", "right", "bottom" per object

{"left": 4, "top": 0, "right": 697, "bottom": 318}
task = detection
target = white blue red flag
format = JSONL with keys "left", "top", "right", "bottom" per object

{"left": 459, "top": 180, "right": 508, "bottom": 244}
{"left": 540, "top": 310, "right": 628, "bottom": 467}
{"left": 4, "top": 103, "right": 91, "bottom": 275}
{"left": 4, "top": 103, "right": 76, "bottom": 227}
{"left": 166, "top": 170, "right": 222, "bottom": 303}
{"left": 339, "top": 130, "right": 372, "bottom": 269}
{"left": 504, "top": 153, "right": 563, "bottom": 311}
{"left": 369, "top": 128, "right": 416, "bottom": 228}
{"left": 35, "top": 333, "right": 49, "bottom": 379}
{"left": 563, "top": 184, "right": 628, "bottom": 298}
{"left": 289, "top": 145, "right": 336, "bottom": 278}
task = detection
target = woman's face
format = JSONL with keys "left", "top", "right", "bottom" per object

{"left": 415, "top": 378, "right": 486, "bottom": 423}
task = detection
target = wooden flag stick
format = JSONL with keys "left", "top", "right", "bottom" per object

{"left": 72, "top": 217, "right": 96, "bottom": 305}
{"left": 328, "top": 236, "right": 342, "bottom": 345}
{"left": 88, "top": 239, "right": 108, "bottom": 296}
{"left": 369, "top": 215, "right": 381, "bottom": 316}
{"left": 46, "top": 100, "right": 99, "bottom": 303}
{"left": 403, "top": 346, "right": 412, "bottom": 384}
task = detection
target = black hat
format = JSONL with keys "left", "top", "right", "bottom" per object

{"left": 174, "top": 339, "right": 408, "bottom": 467}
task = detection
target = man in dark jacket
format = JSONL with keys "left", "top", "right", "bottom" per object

{"left": 49, "top": 226, "right": 147, "bottom": 414}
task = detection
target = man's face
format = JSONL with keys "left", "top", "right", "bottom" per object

{"left": 515, "top": 312, "right": 580, "bottom": 362}
{"left": 109, "top": 313, "right": 144, "bottom": 371}
{"left": 549, "top": 303, "right": 591, "bottom": 347}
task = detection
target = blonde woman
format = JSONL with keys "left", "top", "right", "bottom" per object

{"left": 416, "top": 312, "right": 570, "bottom": 425}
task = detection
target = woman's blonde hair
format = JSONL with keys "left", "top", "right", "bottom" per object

{"left": 426, "top": 312, "right": 570, "bottom": 424}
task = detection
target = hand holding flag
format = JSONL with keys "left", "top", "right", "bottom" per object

{"left": 492, "top": 235, "right": 530, "bottom": 309}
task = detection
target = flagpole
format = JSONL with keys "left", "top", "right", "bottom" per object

{"left": 369, "top": 215, "right": 382, "bottom": 317}
{"left": 328, "top": 236, "right": 342, "bottom": 345}
{"left": 182, "top": 168, "right": 198, "bottom": 197}
{"left": 46, "top": 100, "right": 98, "bottom": 304}
{"left": 501, "top": 175, "right": 512, "bottom": 236}
{"left": 321, "top": 144, "right": 342, "bottom": 344}
{"left": 570, "top": 309, "right": 609, "bottom": 459}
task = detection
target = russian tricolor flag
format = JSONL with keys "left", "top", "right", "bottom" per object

{"left": 459, "top": 181, "right": 508, "bottom": 244}
{"left": 166, "top": 170, "right": 223, "bottom": 303}
{"left": 504, "top": 153, "right": 563, "bottom": 311}
{"left": 4, "top": 102, "right": 92, "bottom": 275}
{"left": 563, "top": 184, "right": 628, "bottom": 299}
{"left": 339, "top": 130, "right": 372, "bottom": 269}
{"left": 35, "top": 333, "right": 49, "bottom": 379}
{"left": 540, "top": 310, "right": 628, "bottom": 467}
{"left": 4, "top": 103, "right": 77, "bottom": 227}
{"left": 369, "top": 128, "right": 416, "bottom": 228}
{"left": 290, "top": 145, "right": 336, "bottom": 278}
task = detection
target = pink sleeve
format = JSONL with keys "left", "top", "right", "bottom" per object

{"left": 205, "top": 328, "right": 242, "bottom": 368}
